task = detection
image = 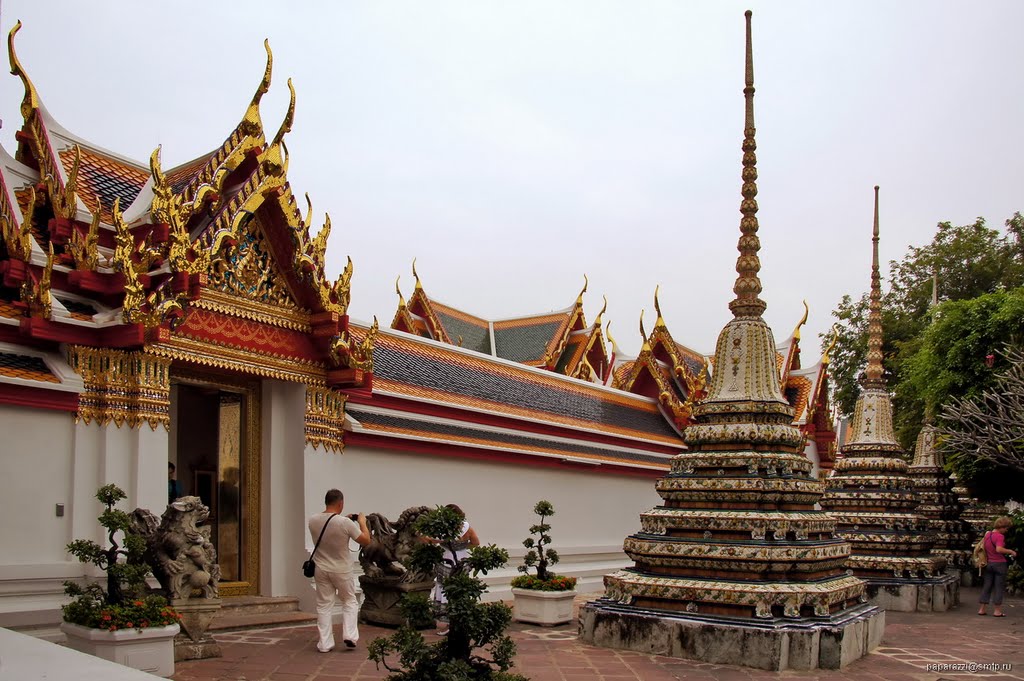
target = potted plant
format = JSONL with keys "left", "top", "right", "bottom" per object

{"left": 510, "top": 500, "right": 577, "bottom": 626}
{"left": 368, "top": 505, "right": 525, "bottom": 680}
{"left": 61, "top": 484, "right": 181, "bottom": 677}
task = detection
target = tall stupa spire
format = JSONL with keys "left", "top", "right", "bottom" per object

{"left": 863, "top": 186, "right": 885, "bottom": 386}
{"left": 729, "top": 10, "right": 766, "bottom": 319}
{"left": 820, "top": 186, "right": 954, "bottom": 611}
{"left": 581, "top": 13, "right": 881, "bottom": 671}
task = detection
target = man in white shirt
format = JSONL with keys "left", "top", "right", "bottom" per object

{"left": 307, "top": 489, "right": 370, "bottom": 652}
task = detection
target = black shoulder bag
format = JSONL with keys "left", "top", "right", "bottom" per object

{"left": 303, "top": 513, "right": 338, "bottom": 578}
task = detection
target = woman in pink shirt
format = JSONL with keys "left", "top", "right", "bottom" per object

{"left": 977, "top": 516, "right": 1018, "bottom": 617}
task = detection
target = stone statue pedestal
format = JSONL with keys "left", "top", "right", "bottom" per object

{"left": 358, "top": 576, "right": 435, "bottom": 629}
{"left": 170, "top": 598, "right": 222, "bottom": 661}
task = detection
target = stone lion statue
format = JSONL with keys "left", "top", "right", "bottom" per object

{"left": 359, "top": 506, "right": 430, "bottom": 582}
{"left": 130, "top": 496, "right": 221, "bottom": 600}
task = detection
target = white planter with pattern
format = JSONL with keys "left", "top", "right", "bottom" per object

{"left": 61, "top": 621, "right": 180, "bottom": 677}
{"left": 511, "top": 588, "right": 576, "bottom": 626}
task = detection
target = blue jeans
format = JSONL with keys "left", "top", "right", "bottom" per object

{"left": 979, "top": 562, "right": 1009, "bottom": 606}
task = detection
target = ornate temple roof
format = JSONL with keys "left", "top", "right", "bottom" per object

{"left": 392, "top": 266, "right": 611, "bottom": 381}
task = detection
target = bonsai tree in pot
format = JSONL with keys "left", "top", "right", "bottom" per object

{"left": 510, "top": 500, "right": 577, "bottom": 625}
{"left": 61, "top": 484, "right": 180, "bottom": 677}
{"left": 368, "top": 504, "right": 525, "bottom": 680}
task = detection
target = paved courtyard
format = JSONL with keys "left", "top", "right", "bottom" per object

{"left": 172, "top": 587, "right": 1022, "bottom": 681}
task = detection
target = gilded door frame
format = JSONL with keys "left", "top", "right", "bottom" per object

{"left": 171, "top": 368, "right": 262, "bottom": 597}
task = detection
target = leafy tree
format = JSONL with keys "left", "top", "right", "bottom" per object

{"left": 368, "top": 505, "right": 524, "bottom": 681}
{"left": 937, "top": 346, "right": 1024, "bottom": 500}
{"left": 826, "top": 214, "right": 1024, "bottom": 446}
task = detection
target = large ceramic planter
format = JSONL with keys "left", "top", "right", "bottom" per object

{"left": 61, "top": 621, "right": 180, "bottom": 677}
{"left": 511, "top": 588, "right": 576, "bottom": 626}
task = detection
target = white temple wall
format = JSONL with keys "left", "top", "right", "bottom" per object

{"left": 338, "top": 443, "right": 662, "bottom": 598}
{"left": 258, "top": 380, "right": 308, "bottom": 601}
{"left": 805, "top": 440, "right": 821, "bottom": 479}
{"left": 0, "top": 405, "right": 168, "bottom": 636}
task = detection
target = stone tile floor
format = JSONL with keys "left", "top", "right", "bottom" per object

{"left": 172, "top": 587, "right": 1022, "bottom": 680}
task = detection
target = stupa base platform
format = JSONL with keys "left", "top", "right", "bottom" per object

{"left": 578, "top": 599, "right": 884, "bottom": 671}
{"left": 863, "top": 573, "right": 958, "bottom": 612}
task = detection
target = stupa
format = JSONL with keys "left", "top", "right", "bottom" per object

{"left": 579, "top": 12, "right": 883, "bottom": 672}
{"left": 819, "top": 187, "right": 957, "bottom": 611}
{"left": 906, "top": 416, "right": 972, "bottom": 581}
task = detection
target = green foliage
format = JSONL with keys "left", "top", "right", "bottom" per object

{"left": 508, "top": 574, "right": 577, "bottom": 591}
{"left": 828, "top": 214, "right": 1024, "bottom": 468}
{"left": 369, "top": 506, "right": 523, "bottom": 681}
{"left": 1006, "top": 511, "right": 1024, "bottom": 596}
{"left": 515, "top": 500, "right": 570, "bottom": 588}
{"left": 62, "top": 484, "right": 173, "bottom": 629}
{"left": 62, "top": 588, "right": 180, "bottom": 632}
{"left": 828, "top": 214, "right": 1024, "bottom": 426}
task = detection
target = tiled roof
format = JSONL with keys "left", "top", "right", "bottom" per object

{"left": 0, "top": 351, "right": 59, "bottom": 383}
{"left": 165, "top": 152, "right": 216, "bottom": 194}
{"left": 492, "top": 313, "right": 569, "bottom": 364}
{"left": 60, "top": 146, "right": 149, "bottom": 222}
{"left": 785, "top": 374, "right": 813, "bottom": 422}
{"left": 364, "top": 329, "right": 682, "bottom": 446}
{"left": 431, "top": 302, "right": 491, "bottom": 354}
{"left": 674, "top": 341, "right": 707, "bottom": 376}
{"left": 554, "top": 336, "right": 586, "bottom": 374}
{"left": 55, "top": 297, "right": 97, "bottom": 321}
{"left": 347, "top": 406, "right": 671, "bottom": 469}
{"left": 0, "top": 299, "right": 20, "bottom": 319}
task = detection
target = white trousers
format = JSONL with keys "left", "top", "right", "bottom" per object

{"left": 313, "top": 569, "right": 358, "bottom": 651}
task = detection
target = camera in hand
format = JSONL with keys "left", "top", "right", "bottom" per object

{"left": 348, "top": 513, "right": 359, "bottom": 521}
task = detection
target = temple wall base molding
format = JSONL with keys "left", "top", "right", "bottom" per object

{"left": 578, "top": 600, "right": 884, "bottom": 671}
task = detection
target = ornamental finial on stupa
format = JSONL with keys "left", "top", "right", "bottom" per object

{"left": 728, "top": 10, "right": 766, "bottom": 319}
{"left": 863, "top": 185, "right": 885, "bottom": 388}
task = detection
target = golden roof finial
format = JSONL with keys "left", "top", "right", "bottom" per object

{"left": 303, "top": 193, "right": 313, "bottom": 229}
{"left": 593, "top": 295, "right": 608, "bottom": 326}
{"left": 576, "top": 274, "right": 589, "bottom": 305}
{"left": 395, "top": 276, "right": 406, "bottom": 308}
{"left": 864, "top": 185, "right": 885, "bottom": 386}
{"left": 605, "top": 320, "right": 619, "bottom": 352}
{"left": 412, "top": 258, "right": 423, "bottom": 290}
{"left": 241, "top": 39, "right": 273, "bottom": 137}
{"left": 263, "top": 78, "right": 295, "bottom": 174}
{"left": 792, "top": 300, "right": 809, "bottom": 340}
{"left": 728, "top": 10, "right": 766, "bottom": 319}
{"left": 653, "top": 285, "right": 666, "bottom": 328}
{"left": 7, "top": 21, "right": 40, "bottom": 122}
{"left": 822, "top": 323, "right": 840, "bottom": 364}
{"left": 639, "top": 310, "right": 651, "bottom": 351}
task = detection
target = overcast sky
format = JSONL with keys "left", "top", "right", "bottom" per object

{"left": 3, "top": 2, "right": 1022, "bottom": 357}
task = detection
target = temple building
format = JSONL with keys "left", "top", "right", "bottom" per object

{"left": 0, "top": 23, "right": 682, "bottom": 638}
{"left": 819, "top": 188, "right": 957, "bottom": 611}
{"left": 0, "top": 15, "right": 842, "bottom": 642}
{"left": 579, "top": 13, "right": 882, "bottom": 671}
{"left": 906, "top": 416, "right": 972, "bottom": 581}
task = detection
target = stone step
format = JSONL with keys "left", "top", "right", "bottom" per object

{"left": 218, "top": 595, "right": 304, "bottom": 616}
{"left": 208, "top": 610, "right": 317, "bottom": 633}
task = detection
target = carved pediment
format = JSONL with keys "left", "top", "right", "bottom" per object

{"left": 208, "top": 214, "right": 302, "bottom": 312}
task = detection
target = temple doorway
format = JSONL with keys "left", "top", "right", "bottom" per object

{"left": 170, "top": 371, "right": 262, "bottom": 597}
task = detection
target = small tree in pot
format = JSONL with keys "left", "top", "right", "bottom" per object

{"left": 61, "top": 484, "right": 180, "bottom": 677}
{"left": 510, "top": 501, "right": 576, "bottom": 625}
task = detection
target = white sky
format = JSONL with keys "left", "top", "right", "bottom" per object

{"left": 3, "top": 2, "right": 1022, "bottom": 357}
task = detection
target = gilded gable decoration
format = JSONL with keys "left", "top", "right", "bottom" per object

{"left": 305, "top": 386, "right": 347, "bottom": 453}
{"left": 2, "top": 184, "right": 34, "bottom": 261}
{"left": 68, "top": 345, "right": 171, "bottom": 430}
{"left": 208, "top": 215, "right": 297, "bottom": 309}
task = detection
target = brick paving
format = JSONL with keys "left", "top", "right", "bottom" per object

{"left": 172, "top": 587, "right": 1022, "bottom": 681}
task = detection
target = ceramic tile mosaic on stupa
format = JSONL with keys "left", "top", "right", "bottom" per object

{"left": 819, "top": 189, "right": 955, "bottom": 611}
{"left": 578, "top": 13, "right": 882, "bottom": 672}
{"left": 907, "top": 420, "right": 972, "bottom": 572}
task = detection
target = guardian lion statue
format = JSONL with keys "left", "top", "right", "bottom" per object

{"left": 359, "top": 506, "right": 430, "bottom": 582}
{"left": 130, "top": 496, "right": 221, "bottom": 600}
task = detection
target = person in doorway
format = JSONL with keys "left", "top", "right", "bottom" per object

{"left": 978, "top": 516, "right": 1018, "bottom": 617}
{"left": 308, "top": 489, "right": 370, "bottom": 652}
{"left": 168, "top": 462, "right": 182, "bottom": 503}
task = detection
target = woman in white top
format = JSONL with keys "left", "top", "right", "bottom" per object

{"left": 430, "top": 504, "right": 480, "bottom": 616}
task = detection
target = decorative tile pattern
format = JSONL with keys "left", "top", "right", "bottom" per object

{"left": 0, "top": 351, "right": 59, "bottom": 383}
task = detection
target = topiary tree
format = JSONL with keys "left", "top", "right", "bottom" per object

{"left": 65, "top": 484, "right": 150, "bottom": 606}
{"left": 510, "top": 500, "right": 576, "bottom": 592}
{"left": 367, "top": 505, "right": 524, "bottom": 681}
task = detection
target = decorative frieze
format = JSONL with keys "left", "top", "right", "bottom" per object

{"left": 304, "top": 385, "right": 346, "bottom": 453}
{"left": 67, "top": 346, "right": 171, "bottom": 429}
